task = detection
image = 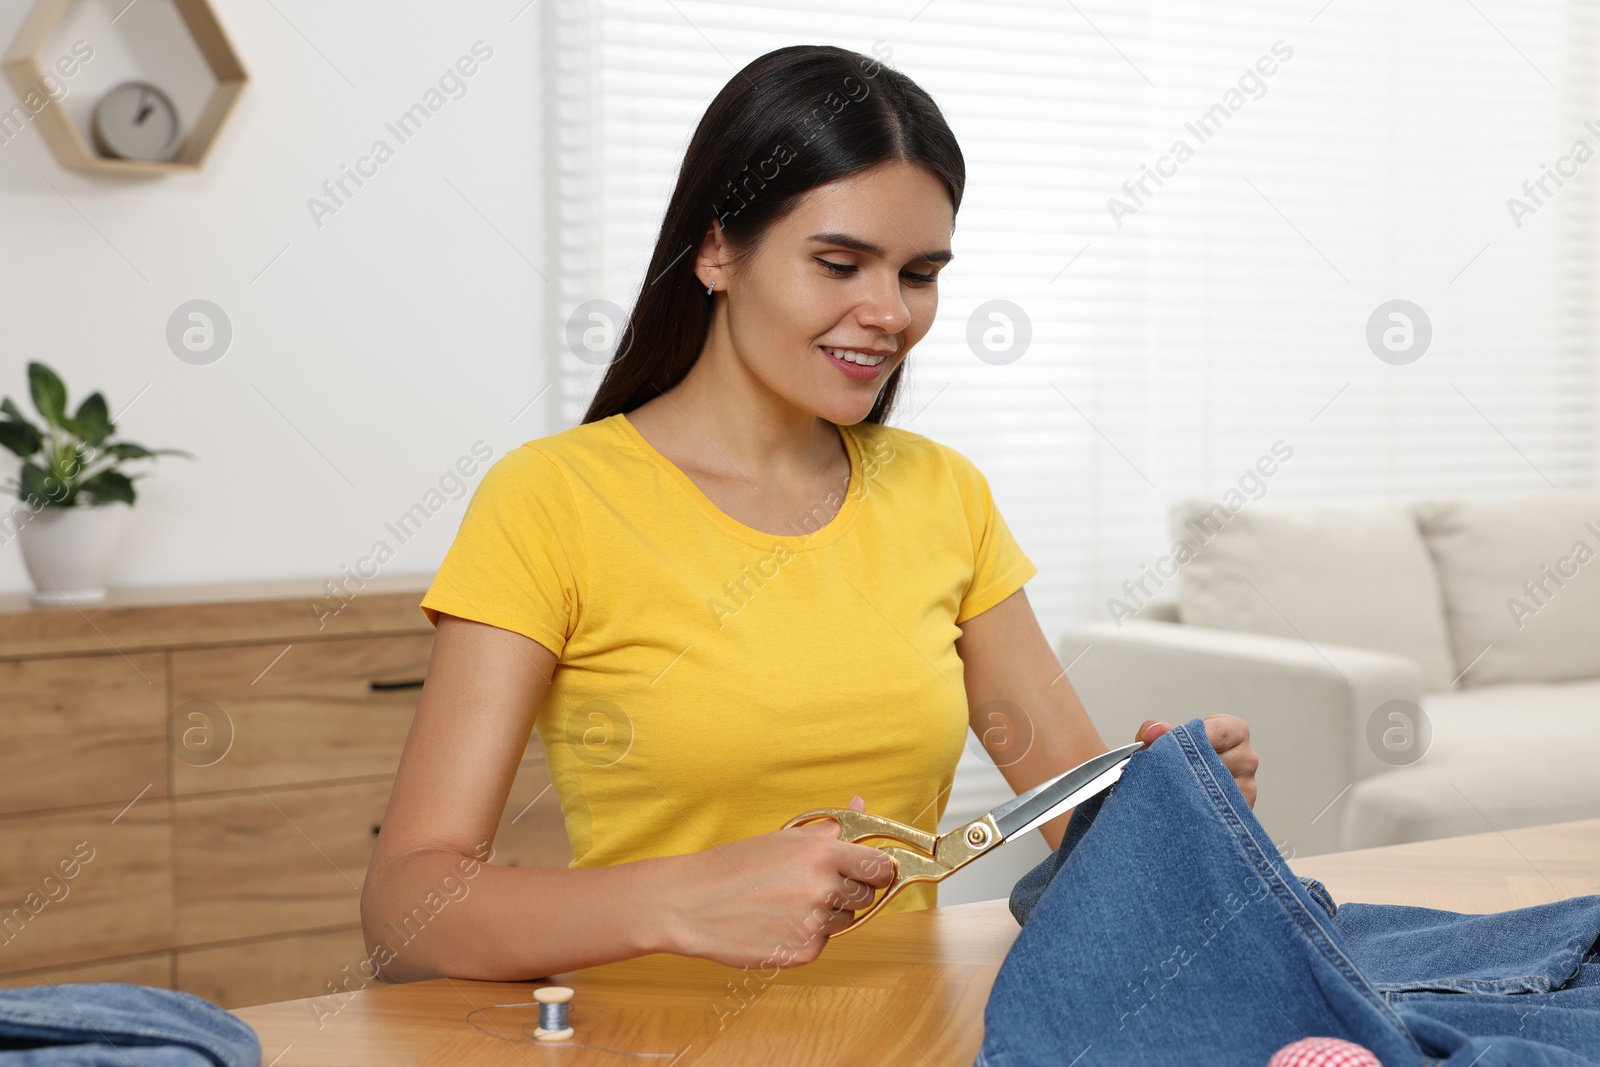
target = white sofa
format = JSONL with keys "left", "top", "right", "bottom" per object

{"left": 1057, "top": 489, "right": 1600, "bottom": 857}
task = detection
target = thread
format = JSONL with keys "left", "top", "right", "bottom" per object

{"left": 538, "top": 999, "right": 568, "bottom": 1034}
{"left": 532, "top": 985, "right": 574, "bottom": 1041}
{"left": 464, "top": 986, "right": 677, "bottom": 1059}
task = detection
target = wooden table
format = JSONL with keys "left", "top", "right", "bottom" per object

{"left": 235, "top": 817, "right": 1600, "bottom": 1066}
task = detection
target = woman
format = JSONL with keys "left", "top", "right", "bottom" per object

{"left": 361, "top": 44, "right": 1259, "bottom": 983}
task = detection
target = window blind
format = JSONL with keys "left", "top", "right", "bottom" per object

{"left": 544, "top": 0, "right": 1599, "bottom": 818}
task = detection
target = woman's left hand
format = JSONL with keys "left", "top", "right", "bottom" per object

{"left": 1134, "top": 714, "right": 1259, "bottom": 808}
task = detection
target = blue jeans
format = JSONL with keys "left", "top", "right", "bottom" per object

{"left": 976, "top": 718, "right": 1600, "bottom": 1066}
{"left": 0, "top": 983, "right": 259, "bottom": 1066}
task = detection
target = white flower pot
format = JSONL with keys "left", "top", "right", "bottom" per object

{"left": 17, "top": 503, "right": 128, "bottom": 605}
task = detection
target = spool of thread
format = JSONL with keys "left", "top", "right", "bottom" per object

{"left": 532, "top": 985, "right": 574, "bottom": 1042}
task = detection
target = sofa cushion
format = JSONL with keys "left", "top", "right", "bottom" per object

{"left": 1411, "top": 491, "right": 1600, "bottom": 687}
{"left": 1169, "top": 499, "right": 1457, "bottom": 690}
{"left": 1340, "top": 678, "right": 1600, "bottom": 849}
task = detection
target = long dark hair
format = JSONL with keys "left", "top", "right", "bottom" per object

{"left": 581, "top": 44, "right": 965, "bottom": 426}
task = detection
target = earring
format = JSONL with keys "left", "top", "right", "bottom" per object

{"left": 706, "top": 279, "right": 716, "bottom": 294}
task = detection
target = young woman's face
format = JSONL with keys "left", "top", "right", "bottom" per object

{"left": 710, "top": 161, "right": 955, "bottom": 425}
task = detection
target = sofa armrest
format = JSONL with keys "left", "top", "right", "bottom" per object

{"left": 1057, "top": 621, "right": 1424, "bottom": 857}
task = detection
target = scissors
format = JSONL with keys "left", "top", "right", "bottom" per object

{"left": 781, "top": 740, "right": 1146, "bottom": 935}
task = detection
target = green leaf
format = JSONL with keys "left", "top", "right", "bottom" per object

{"left": 107, "top": 441, "right": 154, "bottom": 460}
{"left": 28, "top": 363, "right": 68, "bottom": 428}
{"left": 1, "top": 397, "right": 30, "bottom": 424}
{"left": 71, "top": 392, "right": 114, "bottom": 445}
{"left": 79, "top": 469, "right": 135, "bottom": 505}
{"left": 0, "top": 419, "right": 41, "bottom": 459}
{"left": 108, "top": 442, "right": 195, "bottom": 462}
{"left": 18, "top": 461, "right": 51, "bottom": 504}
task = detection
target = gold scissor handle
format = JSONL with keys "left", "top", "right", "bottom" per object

{"left": 781, "top": 808, "right": 1004, "bottom": 936}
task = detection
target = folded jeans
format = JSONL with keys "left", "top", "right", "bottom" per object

{"left": 0, "top": 982, "right": 260, "bottom": 1066}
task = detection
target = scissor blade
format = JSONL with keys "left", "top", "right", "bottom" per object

{"left": 988, "top": 741, "right": 1145, "bottom": 842}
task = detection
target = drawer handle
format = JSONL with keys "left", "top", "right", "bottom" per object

{"left": 370, "top": 678, "right": 425, "bottom": 691}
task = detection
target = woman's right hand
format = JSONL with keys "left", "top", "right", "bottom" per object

{"left": 661, "top": 796, "right": 899, "bottom": 969}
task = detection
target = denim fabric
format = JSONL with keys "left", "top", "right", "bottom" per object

{"left": 1335, "top": 898, "right": 1600, "bottom": 994}
{"left": 976, "top": 718, "right": 1600, "bottom": 1067}
{"left": 0, "top": 983, "right": 259, "bottom": 1066}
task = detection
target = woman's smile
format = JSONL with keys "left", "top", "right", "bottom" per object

{"left": 819, "top": 343, "right": 895, "bottom": 383}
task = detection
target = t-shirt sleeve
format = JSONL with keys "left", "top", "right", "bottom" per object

{"left": 419, "top": 445, "right": 584, "bottom": 657}
{"left": 940, "top": 445, "right": 1038, "bottom": 624}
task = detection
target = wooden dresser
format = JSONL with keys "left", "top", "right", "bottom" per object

{"left": 0, "top": 574, "right": 571, "bottom": 1008}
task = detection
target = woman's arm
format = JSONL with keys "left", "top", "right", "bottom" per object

{"left": 955, "top": 589, "right": 1258, "bottom": 851}
{"left": 361, "top": 612, "right": 896, "bottom": 981}
{"left": 360, "top": 613, "right": 664, "bottom": 981}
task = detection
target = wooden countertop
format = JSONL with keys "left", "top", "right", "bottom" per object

{"left": 0, "top": 573, "right": 435, "bottom": 660}
{"left": 234, "top": 816, "right": 1600, "bottom": 1066}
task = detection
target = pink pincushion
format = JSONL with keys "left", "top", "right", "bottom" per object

{"left": 1267, "top": 1037, "right": 1384, "bottom": 1067}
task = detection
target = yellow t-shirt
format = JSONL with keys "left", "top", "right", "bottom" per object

{"left": 419, "top": 412, "right": 1037, "bottom": 914}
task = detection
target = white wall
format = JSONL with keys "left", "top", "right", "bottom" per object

{"left": 0, "top": 0, "right": 552, "bottom": 596}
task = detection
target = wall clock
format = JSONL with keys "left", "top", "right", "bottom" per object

{"left": 91, "top": 80, "right": 182, "bottom": 162}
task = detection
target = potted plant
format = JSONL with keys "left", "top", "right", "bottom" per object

{"left": 0, "top": 361, "right": 192, "bottom": 604}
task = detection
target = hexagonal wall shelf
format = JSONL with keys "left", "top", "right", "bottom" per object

{"left": 3, "top": 0, "right": 246, "bottom": 175}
